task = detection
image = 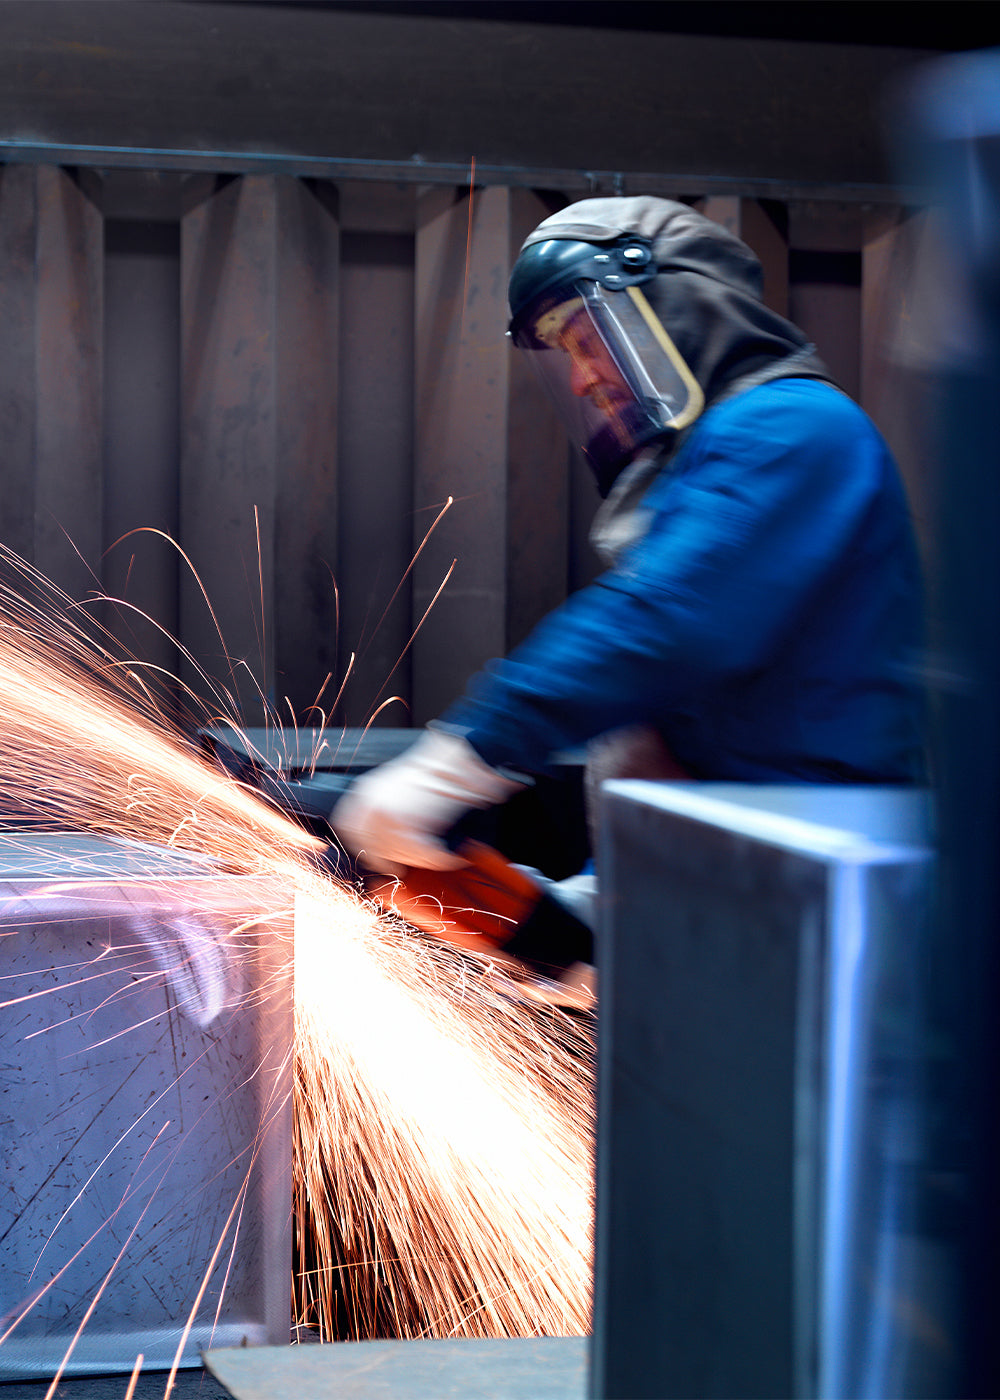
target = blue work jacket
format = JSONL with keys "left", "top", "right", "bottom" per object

{"left": 442, "top": 378, "right": 926, "bottom": 784}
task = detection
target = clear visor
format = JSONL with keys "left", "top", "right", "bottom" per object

{"left": 511, "top": 282, "right": 704, "bottom": 485}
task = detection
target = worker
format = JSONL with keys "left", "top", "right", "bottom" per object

{"left": 330, "top": 196, "right": 925, "bottom": 904}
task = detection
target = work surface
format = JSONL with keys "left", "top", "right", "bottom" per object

{"left": 206, "top": 1338, "right": 588, "bottom": 1400}
{"left": 1, "top": 1339, "right": 588, "bottom": 1400}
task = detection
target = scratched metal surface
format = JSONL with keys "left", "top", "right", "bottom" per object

{"left": 0, "top": 834, "right": 293, "bottom": 1382}
{"left": 205, "top": 1337, "right": 588, "bottom": 1400}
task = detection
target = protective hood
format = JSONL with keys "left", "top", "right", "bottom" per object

{"left": 520, "top": 196, "right": 833, "bottom": 415}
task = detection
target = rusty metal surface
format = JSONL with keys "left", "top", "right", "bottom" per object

{"left": 336, "top": 208, "right": 416, "bottom": 728}
{"left": 180, "top": 173, "right": 280, "bottom": 724}
{"left": 179, "top": 173, "right": 340, "bottom": 726}
{"left": 0, "top": 2, "right": 937, "bottom": 195}
{"left": 0, "top": 161, "right": 930, "bottom": 737}
{"left": 503, "top": 188, "right": 573, "bottom": 653}
{"left": 272, "top": 179, "right": 341, "bottom": 722}
{"left": 33, "top": 168, "right": 103, "bottom": 601}
{"left": 0, "top": 165, "right": 102, "bottom": 601}
{"left": 0, "top": 0, "right": 945, "bottom": 742}
{"left": 102, "top": 211, "right": 182, "bottom": 696}
{"left": 412, "top": 184, "right": 511, "bottom": 723}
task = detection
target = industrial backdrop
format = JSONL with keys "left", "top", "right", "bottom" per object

{"left": 0, "top": 2, "right": 955, "bottom": 731}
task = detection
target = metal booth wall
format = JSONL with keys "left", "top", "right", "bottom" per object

{"left": 0, "top": 164, "right": 922, "bottom": 734}
{"left": 0, "top": 2, "right": 937, "bottom": 736}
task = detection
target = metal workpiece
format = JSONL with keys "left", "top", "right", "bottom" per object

{"left": 592, "top": 783, "right": 942, "bottom": 1400}
{"left": 0, "top": 833, "right": 294, "bottom": 1382}
{"left": 200, "top": 724, "right": 422, "bottom": 777}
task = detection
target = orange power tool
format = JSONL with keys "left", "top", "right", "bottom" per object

{"left": 201, "top": 737, "right": 595, "bottom": 1008}
{"left": 362, "top": 839, "right": 596, "bottom": 1010}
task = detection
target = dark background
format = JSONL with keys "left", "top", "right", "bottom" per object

{"left": 0, "top": 0, "right": 995, "bottom": 733}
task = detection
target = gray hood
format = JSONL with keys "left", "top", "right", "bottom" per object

{"left": 522, "top": 196, "right": 833, "bottom": 408}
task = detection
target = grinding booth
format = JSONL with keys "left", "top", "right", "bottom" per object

{"left": 0, "top": 5, "right": 994, "bottom": 1393}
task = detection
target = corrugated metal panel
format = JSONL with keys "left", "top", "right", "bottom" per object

{"left": 0, "top": 163, "right": 919, "bottom": 736}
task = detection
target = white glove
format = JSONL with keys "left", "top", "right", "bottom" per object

{"left": 329, "top": 729, "right": 526, "bottom": 875}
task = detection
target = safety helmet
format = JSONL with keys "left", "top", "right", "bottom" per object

{"left": 508, "top": 233, "right": 704, "bottom": 495}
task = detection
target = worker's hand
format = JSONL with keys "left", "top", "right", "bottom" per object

{"left": 329, "top": 730, "right": 526, "bottom": 876}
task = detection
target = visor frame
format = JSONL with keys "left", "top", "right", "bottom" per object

{"left": 512, "top": 280, "right": 703, "bottom": 427}
{"left": 507, "top": 233, "right": 706, "bottom": 493}
{"left": 507, "top": 235, "right": 657, "bottom": 346}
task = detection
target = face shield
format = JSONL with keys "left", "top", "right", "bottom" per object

{"left": 508, "top": 238, "right": 705, "bottom": 495}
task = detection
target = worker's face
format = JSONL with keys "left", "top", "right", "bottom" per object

{"left": 513, "top": 282, "right": 701, "bottom": 496}
{"left": 559, "top": 310, "right": 633, "bottom": 416}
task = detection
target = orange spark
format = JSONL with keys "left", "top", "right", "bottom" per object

{"left": 461, "top": 156, "right": 477, "bottom": 344}
{"left": 0, "top": 543, "right": 594, "bottom": 1380}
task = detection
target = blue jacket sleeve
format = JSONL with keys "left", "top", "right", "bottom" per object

{"left": 440, "top": 380, "right": 919, "bottom": 776}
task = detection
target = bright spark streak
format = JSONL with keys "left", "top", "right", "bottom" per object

{"left": 123, "top": 1353, "right": 143, "bottom": 1400}
{"left": 0, "top": 544, "right": 594, "bottom": 1371}
{"left": 294, "top": 886, "right": 592, "bottom": 1336}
